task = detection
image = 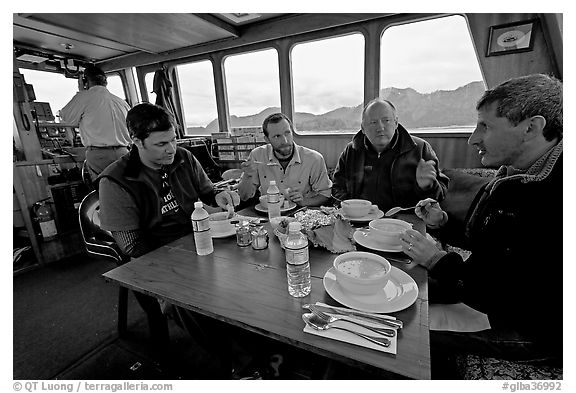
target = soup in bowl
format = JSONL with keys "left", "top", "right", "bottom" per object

{"left": 368, "top": 218, "right": 412, "bottom": 247}
{"left": 209, "top": 212, "right": 235, "bottom": 235}
{"left": 333, "top": 251, "right": 391, "bottom": 295}
{"left": 341, "top": 199, "right": 377, "bottom": 218}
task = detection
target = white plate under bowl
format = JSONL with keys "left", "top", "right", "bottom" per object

{"left": 323, "top": 266, "right": 418, "bottom": 313}
{"left": 255, "top": 201, "right": 297, "bottom": 213}
{"left": 336, "top": 208, "right": 384, "bottom": 222}
{"left": 353, "top": 229, "right": 403, "bottom": 253}
{"left": 211, "top": 227, "right": 236, "bottom": 238}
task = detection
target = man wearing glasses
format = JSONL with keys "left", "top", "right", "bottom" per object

{"left": 332, "top": 98, "right": 449, "bottom": 212}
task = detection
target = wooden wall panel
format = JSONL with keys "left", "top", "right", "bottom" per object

{"left": 467, "top": 13, "right": 559, "bottom": 88}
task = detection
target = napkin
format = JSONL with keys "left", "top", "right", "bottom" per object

{"left": 303, "top": 305, "right": 398, "bottom": 354}
{"left": 305, "top": 218, "right": 357, "bottom": 253}
{"left": 429, "top": 303, "right": 491, "bottom": 332}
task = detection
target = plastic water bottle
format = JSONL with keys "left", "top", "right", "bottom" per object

{"left": 191, "top": 201, "right": 213, "bottom": 256}
{"left": 284, "top": 222, "right": 311, "bottom": 297}
{"left": 267, "top": 180, "right": 281, "bottom": 220}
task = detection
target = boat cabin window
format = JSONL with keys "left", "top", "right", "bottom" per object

{"left": 104, "top": 73, "right": 127, "bottom": 101}
{"left": 145, "top": 72, "right": 156, "bottom": 104}
{"left": 380, "top": 15, "right": 484, "bottom": 133}
{"left": 224, "top": 48, "right": 280, "bottom": 128}
{"left": 19, "top": 69, "right": 78, "bottom": 118}
{"left": 292, "top": 33, "right": 364, "bottom": 133}
{"left": 20, "top": 69, "right": 127, "bottom": 120}
{"left": 177, "top": 60, "right": 218, "bottom": 136}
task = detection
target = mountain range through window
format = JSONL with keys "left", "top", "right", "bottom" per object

{"left": 186, "top": 81, "right": 485, "bottom": 135}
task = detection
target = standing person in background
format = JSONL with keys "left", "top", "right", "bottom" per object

{"left": 59, "top": 64, "right": 131, "bottom": 179}
{"left": 332, "top": 98, "right": 449, "bottom": 212}
{"left": 237, "top": 112, "right": 332, "bottom": 207}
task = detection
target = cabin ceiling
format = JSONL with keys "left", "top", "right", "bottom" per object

{"left": 13, "top": 13, "right": 289, "bottom": 71}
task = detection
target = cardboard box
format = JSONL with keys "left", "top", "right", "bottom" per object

{"left": 237, "top": 151, "right": 250, "bottom": 160}
{"left": 230, "top": 126, "right": 262, "bottom": 137}
{"left": 218, "top": 151, "right": 236, "bottom": 161}
{"left": 236, "top": 136, "right": 254, "bottom": 144}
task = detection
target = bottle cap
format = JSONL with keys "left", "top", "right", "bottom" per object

{"left": 269, "top": 180, "right": 276, "bottom": 185}
{"left": 194, "top": 201, "right": 203, "bottom": 208}
{"left": 288, "top": 222, "right": 302, "bottom": 232}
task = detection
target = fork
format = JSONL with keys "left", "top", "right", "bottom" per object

{"left": 309, "top": 305, "right": 396, "bottom": 337}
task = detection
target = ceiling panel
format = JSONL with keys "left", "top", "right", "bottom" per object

{"left": 13, "top": 25, "right": 129, "bottom": 62}
{"left": 25, "top": 13, "right": 238, "bottom": 54}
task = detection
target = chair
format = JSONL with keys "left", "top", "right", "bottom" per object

{"left": 78, "top": 190, "right": 130, "bottom": 336}
{"left": 78, "top": 190, "right": 169, "bottom": 342}
{"left": 81, "top": 160, "right": 94, "bottom": 191}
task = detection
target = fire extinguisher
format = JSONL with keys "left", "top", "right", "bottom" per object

{"left": 32, "top": 199, "right": 57, "bottom": 241}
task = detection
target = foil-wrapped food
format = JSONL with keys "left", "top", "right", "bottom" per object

{"left": 293, "top": 209, "right": 336, "bottom": 230}
{"left": 272, "top": 208, "right": 356, "bottom": 253}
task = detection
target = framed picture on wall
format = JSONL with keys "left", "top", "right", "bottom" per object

{"left": 487, "top": 19, "right": 537, "bottom": 57}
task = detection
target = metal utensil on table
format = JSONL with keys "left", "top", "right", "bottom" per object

{"left": 303, "top": 304, "right": 403, "bottom": 329}
{"left": 308, "top": 305, "right": 395, "bottom": 337}
{"left": 302, "top": 313, "right": 390, "bottom": 348}
{"left": 384, "top": 205, "right": 418, "bottom": 217}
{"left": 289, "top": 206, "right": 307, "bottom": 217}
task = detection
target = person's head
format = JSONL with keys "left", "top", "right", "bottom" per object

{"left": 262, "top": 112, "right": 294, "bottom": 158}
{"left": 361, "top": 98, "right": 399, "bottom": 153}
{"left": 469, "top": 74, "right": 562, "bottom": 168}
{"left": 126, "top": 103, "right": 178, "bottom": 169}
{"left": 82, "top": 64, "right": 107, "bottom": 87}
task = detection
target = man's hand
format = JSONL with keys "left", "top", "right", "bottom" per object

{"left": 286, "top": 188, "right": 304, "bottom": 205}
{"left": 416, "top": 159, "right": 437, "bottom": 190}
{"left": 215, "top": 190, "right": 240, "bottom": 211}
{"left": 414, "top": 198, "right": 447, "bottom": 227}
{"left": 239, "top": 160, "right": 258, "bottom": 179}
{"left": 399, "top": 228, "right": 444, "bottom": 269}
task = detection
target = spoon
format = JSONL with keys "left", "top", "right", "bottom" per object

{"left": 302, "top": 313, "right": 390, "bottom": 348}
{"left": 307, "top": 304, "right": 396, "bottom": 337}
{"left": 384, "top": 205, "right": 418, "bottom": 217}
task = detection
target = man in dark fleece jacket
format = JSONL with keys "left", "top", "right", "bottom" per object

{"left": 332, "top": 98, "right": 449, "bottom": 213}
{"left": 400, "top": 74, "right": 563, "bottom": 362}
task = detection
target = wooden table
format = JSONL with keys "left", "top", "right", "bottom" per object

{"left": 103, "top": 210, "right": 430, "bottom": 379}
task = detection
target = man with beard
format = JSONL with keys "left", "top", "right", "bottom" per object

{"left": 238, "top": 112, "right": 332, "bottom": 207}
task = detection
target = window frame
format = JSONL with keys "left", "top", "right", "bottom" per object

{"left": 129, "top": 13, "right": 484, "bottom": 137}
{"left": 288, "top": 31, "right": 367, "bottom": 135}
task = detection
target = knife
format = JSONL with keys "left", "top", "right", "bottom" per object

{"left": 303, "top": 303, "right": 403, "bottom": 329}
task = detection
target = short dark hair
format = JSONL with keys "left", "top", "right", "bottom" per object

{"left": 83, "top": 64, "right": 107, "bottom": 86}
{"left": 262, "top": 112, "right": 294, "bottom": 137}
{"left": 126, "top": 102, "right": 176, "bottom": 141}
{"left": 477, "top": 74, "right": 562, "bottom": 141}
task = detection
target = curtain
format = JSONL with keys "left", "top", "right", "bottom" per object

{"left": 152, "top": 67, "right": 185, "bottom": 138}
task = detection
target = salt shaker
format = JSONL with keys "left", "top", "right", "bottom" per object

{"left": 251, "top": 226, "right": 269, "bottom": 250}
{"left": 235, "top": 221, "right": 251, "bottom": 247}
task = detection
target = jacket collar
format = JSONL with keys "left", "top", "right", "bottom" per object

{"left": 265, "top": 142, "right": 302, "bottom": 165}
{"left": 488, "top": 140, "right": 562, "bottom": 193}
{"left": 350, "top": 124, "right": 416, "bottom": 154}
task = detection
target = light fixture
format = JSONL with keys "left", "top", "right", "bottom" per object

{"left": 16, "top": 54, "right": 48, "bottom": 63}
{"left": 60, "top": 43, "right": 75, "bottom": 51}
